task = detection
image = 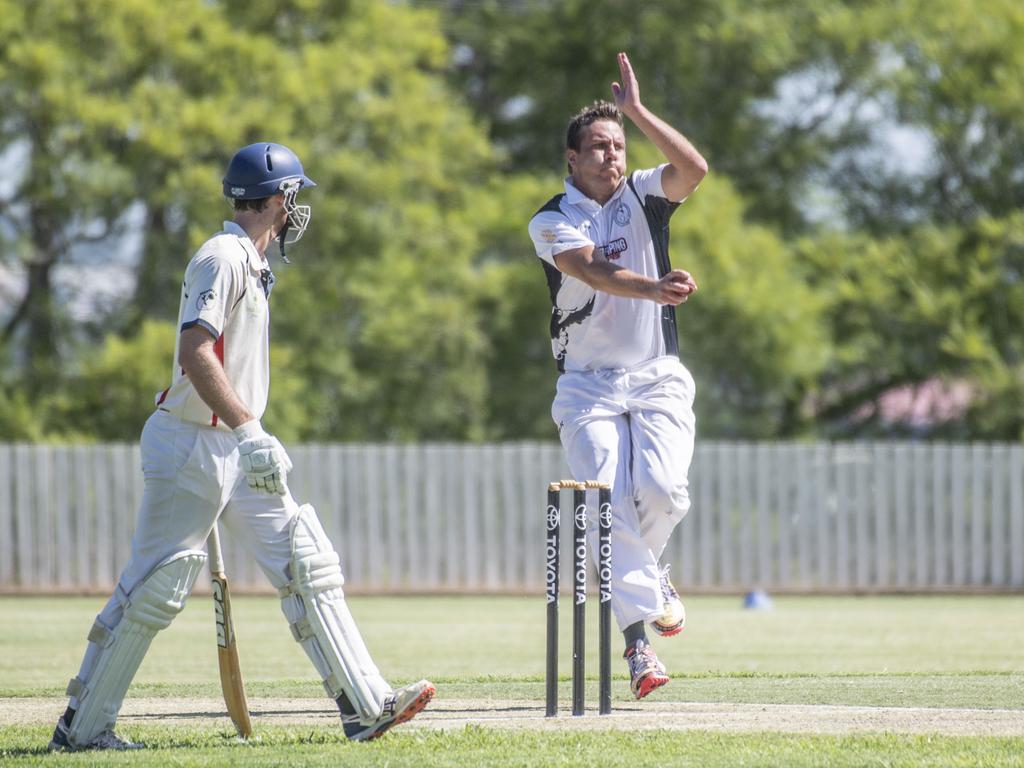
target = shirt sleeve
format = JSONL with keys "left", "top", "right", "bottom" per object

{"left": 528, "top": 211, "right": 594, "bottom": 268}
{"left": 631, "top": 163, "right": 697, "bottom": 205}
{"left": 630, "top": 164, "right": 671, "bottom": 201}
{"left": 179, "top": 250, "right": 245, "bottom": 339}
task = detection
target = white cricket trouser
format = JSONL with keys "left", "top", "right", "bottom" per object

{"left": 71, "top": 410, "right": 301, "bottom": 707}
{"left": 552, "top": 355, "right": 696, "bottom": 630}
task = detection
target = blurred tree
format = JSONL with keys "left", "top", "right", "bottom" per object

{"left": 803, "top": 212, "right": 1024, "bottom": 438}
{"left": 470, "top": 173, "right": 565, "bottom": 440}
{"left": 3, "top": 0, "right": 1023, "bottom": 442}
{"left": 0, "top": 0, "right": 285, "bottom": 385}
{"left": 816, "top": 0, "right": 1024, "bottom": 233}
{"left": 0, "top": 340, "right": 45, "bottom": 441}
{"left": 672, "top": 173, "right": 830, "bottom": 437}
{"left": 43, "top": 320, "right": 177, "bottom": 441}
{"left": 228, "top": 0, "right": 503, "bottom": 440}
{"left": 438, "top": 0, "right": 1024, "bottom": 232}
{"left": 435, "top": 0, "right": 899, "bottom": 233}
{"left": 437, "top": 0, "right": 1024, "bottom": 437}
{"left": 0, "top": 0, "right": 511, "bottom": 441}
{"left": 41, "top": 320, "right": 315, "bottom": 442}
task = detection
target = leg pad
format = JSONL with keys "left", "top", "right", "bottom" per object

{"left": 67, "top": 549, "right": 206, "bottom": 747}
{"left": 279, "top": 504, "right": 390, "bottom": 723}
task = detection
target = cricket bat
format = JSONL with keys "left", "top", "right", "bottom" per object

{"left": 208, "top": 523, "right": 253, "bottom": 738}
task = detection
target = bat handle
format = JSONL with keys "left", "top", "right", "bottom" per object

{"left": 208, "top": 522, "right": 225, "bottom": 574}
{"left": 207, "top": 494, "right": 297, "bottom": 575}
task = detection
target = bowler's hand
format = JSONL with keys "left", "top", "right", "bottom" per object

{"left": 651, "top": 269, "right": 698, "bottom": 306}
{"left": 611, "top": 52, "right": 642, "bottom": 119}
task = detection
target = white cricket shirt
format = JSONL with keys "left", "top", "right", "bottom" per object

{"left": 155, "top": 221, "right": 273, "bottom": 430}
{"left": 528, "top": 164, "right": 684, "bottom": 373}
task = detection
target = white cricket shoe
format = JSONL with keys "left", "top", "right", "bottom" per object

{"left": 650, "top": 565, "right": 686, "bottom": 637}
{"left": 48, "top": 713, "right": 143, "bottom": 751}
{"left": 342, "top": 679, "right": 435, "bottom": 742}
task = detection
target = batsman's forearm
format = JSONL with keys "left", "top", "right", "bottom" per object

{"left": 180, "top": 344, "right": 254, "bottom": 429}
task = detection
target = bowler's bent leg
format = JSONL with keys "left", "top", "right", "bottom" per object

{"left": 631, "top": 405, "right": 695, "bottom": 560}
{"left": 558, "top": 413, "right": 665, "bottom": 630}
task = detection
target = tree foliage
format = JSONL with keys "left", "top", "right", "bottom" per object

{"left": 672, "top": 174, "right": 830, "bottom": 438}
{"left": 1, "top": 0, "right": 1022, "bottom": 441}
{"left": 439, "top": 0, "right": 1024, "bottom": 438}
{"left": 802, "top": 212, "right": 1024, "bottom": 437}
{"left": 1, "top": 0, "right": 505, "bottom": 441}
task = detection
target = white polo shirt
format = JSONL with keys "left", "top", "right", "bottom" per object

{"left": 155, "top": 221, "right": 273, "bottom": 431}
{"left": 528, "top": 164, "right": 684, "bottom": 373}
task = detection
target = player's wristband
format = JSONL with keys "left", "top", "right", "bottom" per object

{"left": 233, "top": 419, "right": 266, "bottom": 443}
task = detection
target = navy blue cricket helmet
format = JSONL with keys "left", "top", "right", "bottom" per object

{"left": 222, "top": 142, "right": 316, "bottom": 200}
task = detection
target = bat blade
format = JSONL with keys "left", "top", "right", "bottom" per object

{"left": 210, "top": 540, "right": 253, "bottom": 738}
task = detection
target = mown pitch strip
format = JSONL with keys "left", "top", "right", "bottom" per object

{"left": 5, "top": 696, "right": 1024, "bottom": 737}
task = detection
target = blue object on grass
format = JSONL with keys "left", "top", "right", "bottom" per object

{"left": 743, "top": 589, "right": 773, "bottom": 610}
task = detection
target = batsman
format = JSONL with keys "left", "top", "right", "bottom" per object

{"left": 528, "top": 53, "right": 707, "bottom": 699}
{"left": 49, "top": 142, "right": 434, "bottom": 751}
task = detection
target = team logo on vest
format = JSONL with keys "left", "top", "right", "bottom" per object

{"left": 604, "top": 238, "right": 628, "bottom": 260}
{"left": 613, "top": 202, "right": 632, "bottom": 226}
{"left": 196, "top": 288, "right": 216, "bottom": 311}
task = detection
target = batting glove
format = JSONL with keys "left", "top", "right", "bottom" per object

{"left": 234, "top": 420, "right": 293, "bottom": 496}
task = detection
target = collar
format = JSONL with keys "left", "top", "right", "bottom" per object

{"left": 563, "top": 176, "right": 627, "bottom": 210}
{"left": 223, "top": 220, "right": 268, "bottom": 272}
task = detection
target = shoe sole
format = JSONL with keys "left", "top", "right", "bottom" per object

{"left": 48, "top": 727, "right": 142, "bottom": 752}
{"left": 363, "top": 684, "right": 436, "bottom": 742}
{"left": 633, "top": 673, "right": 669, "bottom": 700}
{"left": 47, "top": 739, "right": 141, "bottom": 752}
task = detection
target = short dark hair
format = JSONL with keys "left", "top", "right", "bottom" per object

{"left": 565, "top": 100, "right": 622, "bottom": 173}
{"left": 233, "top": 197, "right": 271, "bottom": 212}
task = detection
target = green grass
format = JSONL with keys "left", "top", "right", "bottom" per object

{"left": 1, "top": 595, "right": 1023, "bottom": 765}
{"left": 5, "top": 594, "right": 1024, "bottom": 691}
{"left": 3, "top": 726, "right": 1024, "bottom": 767}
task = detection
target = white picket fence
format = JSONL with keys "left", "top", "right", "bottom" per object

{"left": 1, "top": 442, "right": 1023, "bottom": 593}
